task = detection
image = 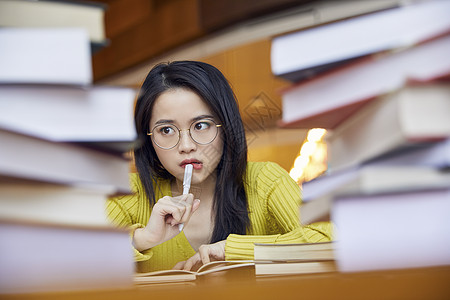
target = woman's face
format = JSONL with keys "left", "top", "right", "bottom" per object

{"left": 149, "top": 88, "right": 223, "bottom": 186}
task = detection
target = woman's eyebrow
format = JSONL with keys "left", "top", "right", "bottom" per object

{"left": 153, "top": 119, "right": 174, "bottom": 126}
{"left": 153, "top": 114, "right": 215, "bottom": 126}
{"left": 191, "top": 114, "right": 215, "bottom": 122}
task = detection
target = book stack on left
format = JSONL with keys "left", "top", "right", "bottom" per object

{"left": 0, "top": 2, "right": 136, "bottom": 295}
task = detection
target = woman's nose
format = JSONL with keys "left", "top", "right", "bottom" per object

{"left": 177, "top": 130, "right": 196, "bottom": 153}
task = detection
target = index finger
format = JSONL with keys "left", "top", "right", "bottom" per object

{"left": 198, "top": 245, "right": 212, "bottom": 265}
{"left": 183, "top": 253, "right": 201, "bottom": 271}
{"left": 174, "top": 193, "right": 194, "bottom": 204}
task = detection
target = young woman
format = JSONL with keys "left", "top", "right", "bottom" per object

{"left": 106, "top": 61, "right": 332, "bottom": 273}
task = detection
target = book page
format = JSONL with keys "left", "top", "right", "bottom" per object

{"left": 133, "top": 260, "right": 255, "bottom": 284}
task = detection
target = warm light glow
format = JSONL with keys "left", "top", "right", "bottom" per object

{"left": 293, "top": 155, "right": 310, "bottom": 169}
{"left": 300, "top": 141, "right": 317, "bottom": 156}
{"left": 289, "top": 168, "right": 303, "bottom": 181}
{"left": 289, "top": 128, "right": 328, "bottom": 184}
{"left": 307, "top": 128, "right": 327, "bottom": 142}
{"left": 311, "top": 143, "right": 327, "bottom": 162}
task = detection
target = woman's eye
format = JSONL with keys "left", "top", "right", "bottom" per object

{"left": 194, "top": 121, "right": 211, "bottom": 131}
{"left": 159, "top": 126, "right": 175, "bottom": 135}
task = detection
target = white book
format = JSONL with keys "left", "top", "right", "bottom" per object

{"left": 0, "top": 182, "right": 115, "bottom": 227}
{"left": 0, "top": 220, "right": 133, "bottom": 294}
{"left": 0, "top": 28, "right": 92, "bottom": 85}
{"left": 271, "top": 0, "right": 450, "bottom": 82}
{"left": 254, "top": 242, "right": 334, "bottom": 262}
{"left": 300, "top": 164, "right": 450, "bottom": 225}
{"left": 0, "top": 85, "right": 137, "bottom": 147}
{"left": 327, "top": 83, "right": 450, "bottom": 172}
{"left": 0, "top": 0, "right": 107, "bottom": 46}
{"left": 303, "top": 166, "right": 450, "bottom": 202}
{"left": 255, "top": 260, "right": 337, "bottom": 276}
{"left": 368, "top": 138, "right": 450, "bottom": 169}
{"left": 279, "top": 34, "right": 450, "bottom": 128}
{"left": 0, "top": 129, "right": 131, "bottom": 193}
{"left": 333, "top": 188, "right": 450, "bottom": 272}
{"left": 300, "top": 138, "right": 450, "bottom": 225}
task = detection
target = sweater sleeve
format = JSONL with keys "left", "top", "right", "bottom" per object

{"left": 106, "top": 196, "right": 153, "bottom": 262}
{"left": 266, "top": 164, "right": 302, "bottom": 232}
{"left": 106, "top": 174, "right": 154, "bottom": 262}
{"left": 225, "top": 162, "right": 333, "bottom": 260}
{"left": 225, "top": 222, "right": 333, "bottom": 260}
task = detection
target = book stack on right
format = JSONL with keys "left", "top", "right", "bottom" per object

{"left": 271, "top": 0, "right": 450, "bottom": 273}
{"left": 0, "top": 1, "right": 137, "bottom": 295}
{"left": 254, "top": 242, "right": 336, "bottom": 277}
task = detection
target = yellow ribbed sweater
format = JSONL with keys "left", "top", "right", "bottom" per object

{"left": 106, "top": 161, "right": 332, "bottom": 272}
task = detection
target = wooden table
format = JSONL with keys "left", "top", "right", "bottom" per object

{"left": 3, "top": 266, "right": 450, "bottom": 300}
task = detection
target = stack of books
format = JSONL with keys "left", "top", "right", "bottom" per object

{"left": 0, "top": 2, "right": 136, "bottom": 295}
{"left": 254, "top": 242, "right": 336, "bottom": 277}
{"left": 270, "top": 0, "right": 450, "bottom": 273}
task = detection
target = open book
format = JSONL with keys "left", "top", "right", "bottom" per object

{"left": 133, "top": 260, "right": 255, "bottom": 285}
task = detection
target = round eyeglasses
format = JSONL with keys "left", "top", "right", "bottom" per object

{"left": 147, "top": 119, "right": 222, "bottom": 150}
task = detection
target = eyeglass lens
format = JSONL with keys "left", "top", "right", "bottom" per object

{"left": 151, "top": 119, "right": 219, "bottom": 149}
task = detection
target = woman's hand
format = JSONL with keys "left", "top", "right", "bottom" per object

{"left": 133, "top": 194, "right": 200, "bottom": 251}
{"left": 173, "top": 240, "right": 226, "bottom": 271}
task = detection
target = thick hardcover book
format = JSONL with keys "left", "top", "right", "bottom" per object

{"left": 255, "top": 260, "right": 337, "bottom": 276}
{"left": 0, "top": 129, "right": 131, "bottom": 193}
{"left": 326, "top": 83, "right": 450, "bottom": 172}
{"left": 0, "top": 0, "right": 107, "bottom": 47}
{"left": 0, "top": 28, "right": 92, "bottom": 85}
{"left": 300, "top": 164, "right": 450, "bottom": 225}
{"left": 278, "top": 34, "right": 450, "bottom": 129}
{"left": 333, "top": 188, "right": 450, "bottom": 272}
{"left": 0, "top": 84, "right": 137, "bottom": 152}
{"left": 0, "top": 182, "right": 117, "bottom": 227}
{"left": 0, "top": 219, "right": 133, "bottom": 294}
{"left": 368, "top": 139, "right": 450, "bottom": 169}
{"left": 271, "top": 0, "right": 450, "bottom": 82}
{"left": 254, "top": 241, "right": 334, "bottom": 262}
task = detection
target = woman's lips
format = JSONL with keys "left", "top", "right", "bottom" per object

{"left": 190, "top": 163, "right": 202, "bottom": 170}
{"left": 180, "top": 160, "right": 203, "bottom": 170}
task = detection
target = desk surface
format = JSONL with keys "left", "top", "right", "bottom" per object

{"left": 3, "top": 266, "right": 450, "bottom": 300}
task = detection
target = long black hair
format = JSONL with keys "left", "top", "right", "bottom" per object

{"left": 134, "top": 61, "right": 249, "bottom": 242}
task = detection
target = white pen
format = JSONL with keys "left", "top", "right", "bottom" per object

{"left": 179, "top": 164, "right": 193, "bottom": 231}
